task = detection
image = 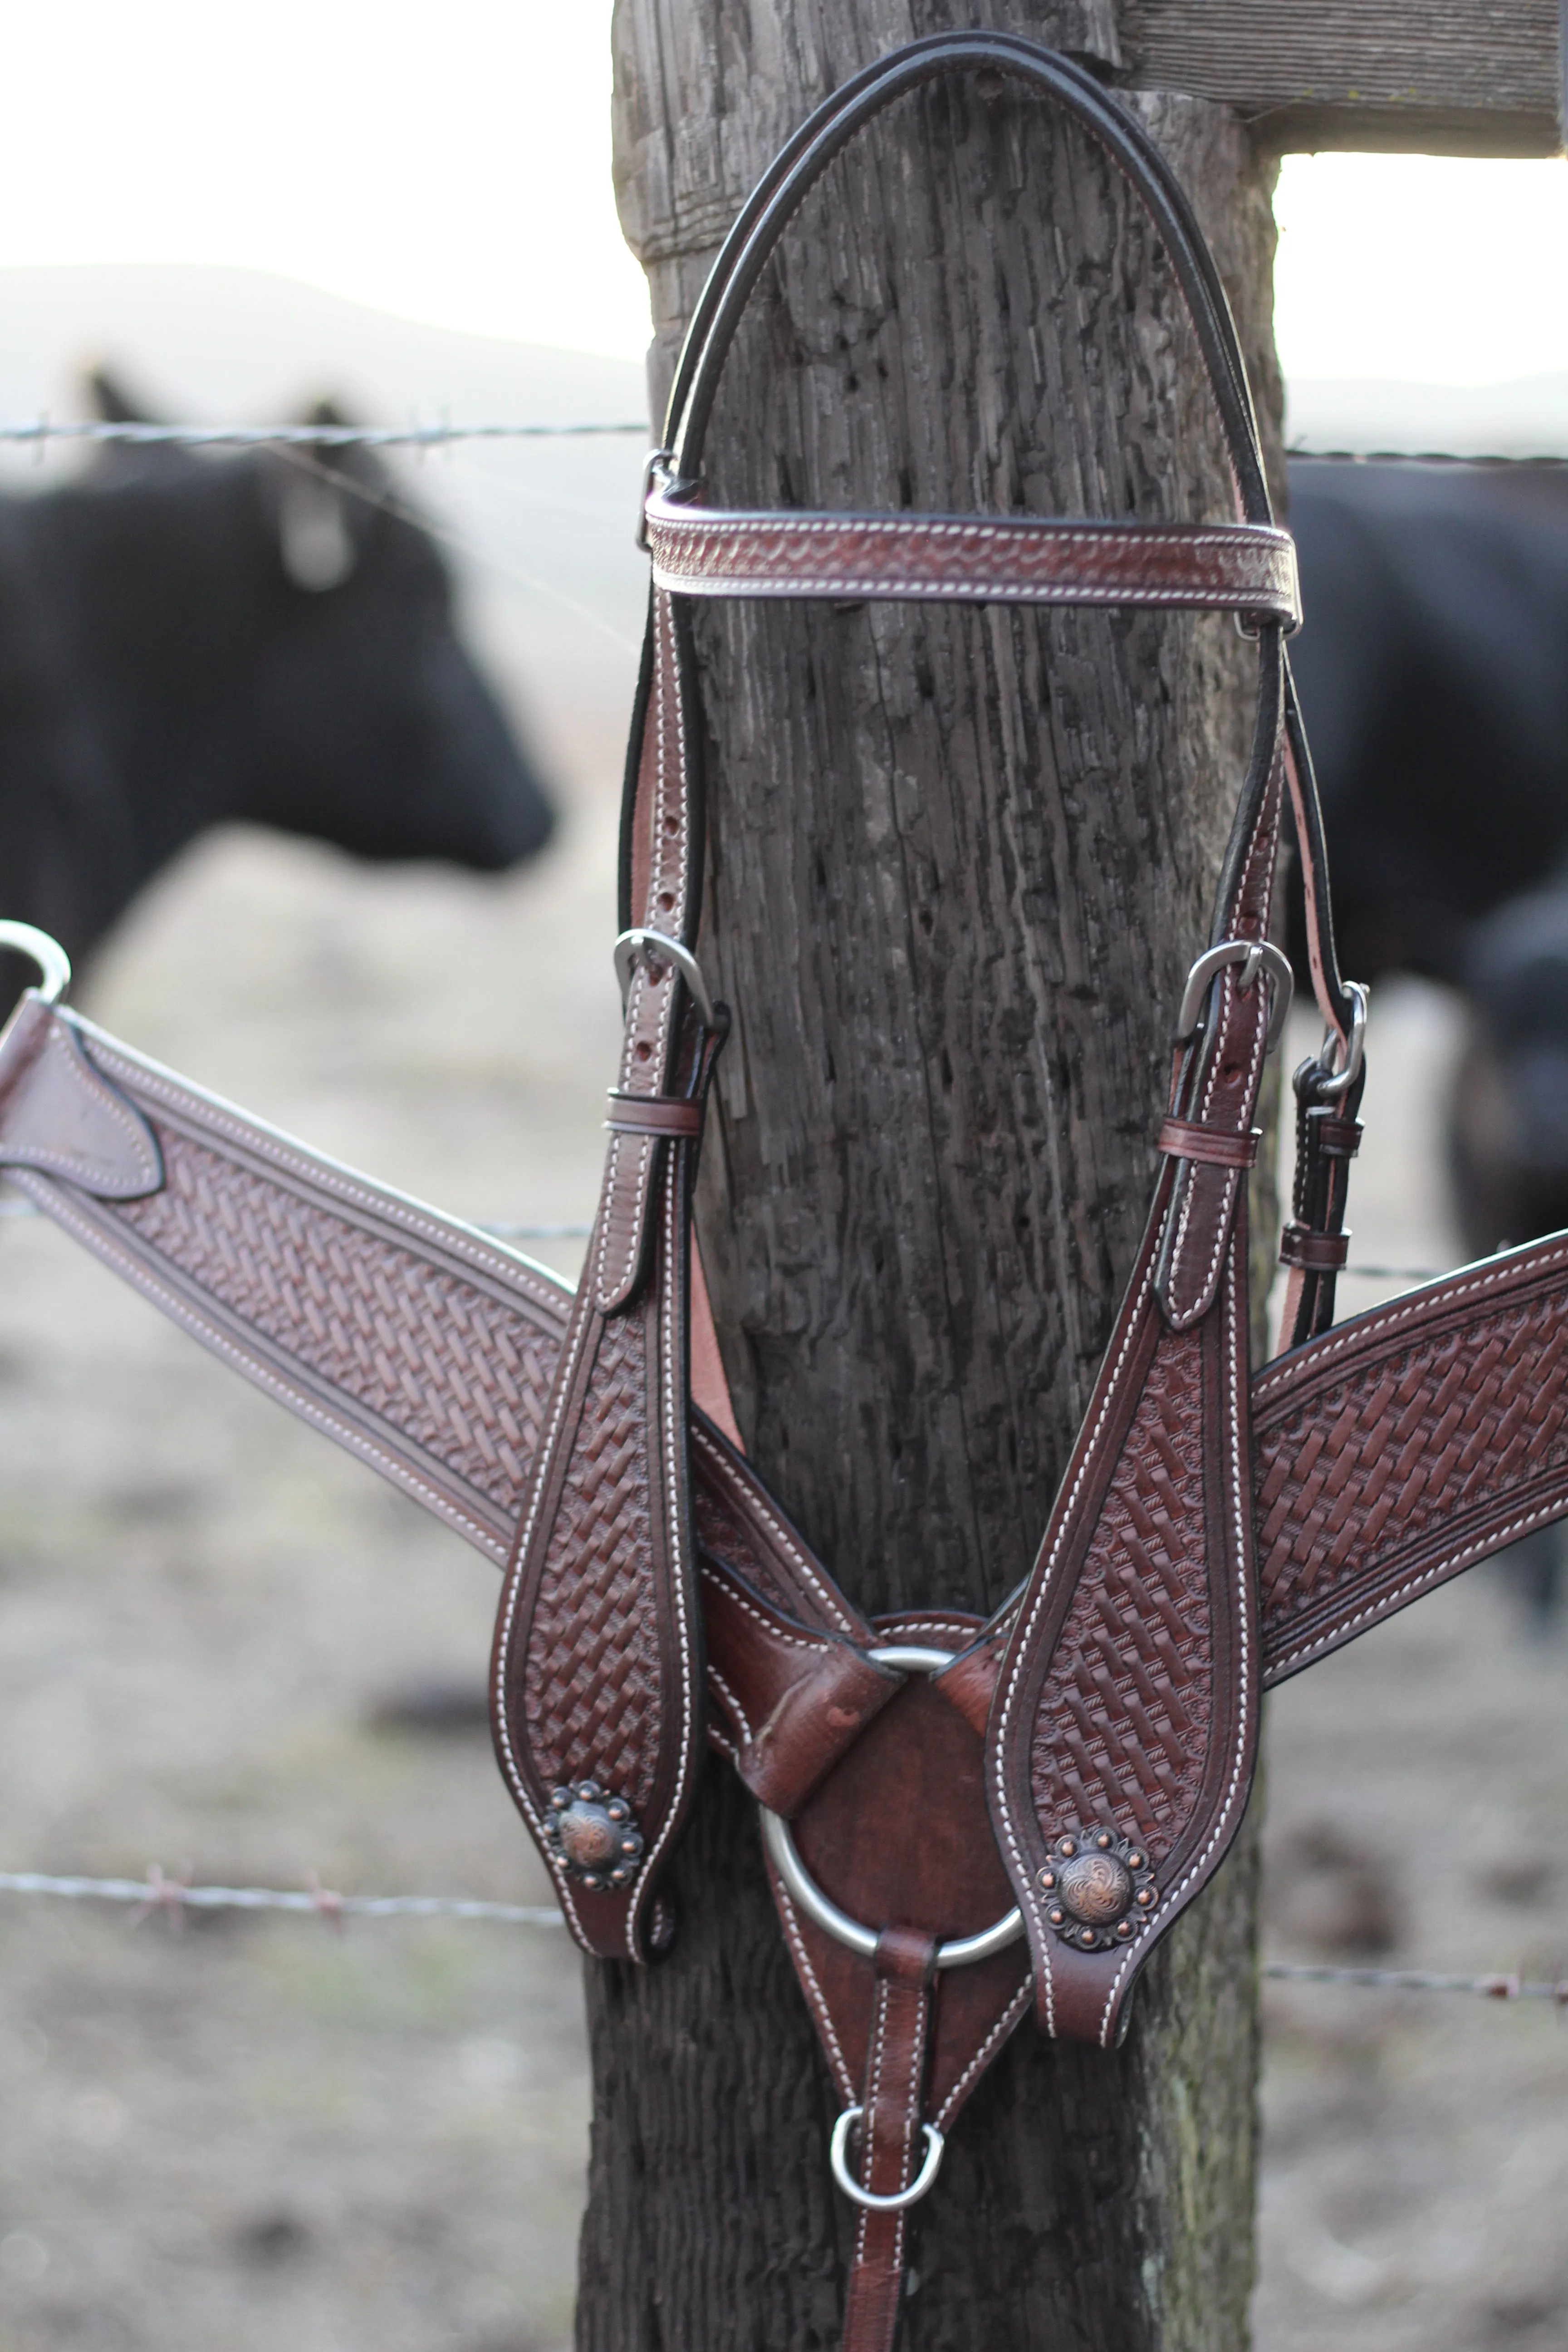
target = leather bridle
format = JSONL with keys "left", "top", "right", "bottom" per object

{"left": 0, "top": 34, "right": 1556, "bottom": 2352}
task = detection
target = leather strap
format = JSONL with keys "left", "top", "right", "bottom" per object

{"left": 1278, "top": 1221, "right": 1349, "bottom": 1273}
{"left": 840, "top": 1929, "right": 939, "bottom": 2352}
{"left": 10, "top": 1000, "right": 1555, "bottom": 1724}
{"left": 655, "top": 29, "right": 1318, "bottom": 2058}
{"left": 486, "top": 571, "right": 725, "bottom": 1960}
{"left": 605, "top": 1091, "right": 703, "bottom": 1137}
{"left": 646, "top": 501, "right": 1301, "bottom": 628}
{"left": 1157, "top": 1117, "right": 1262, "bottom": 1169}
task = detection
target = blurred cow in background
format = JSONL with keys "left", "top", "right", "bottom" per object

{"left": 1288, "top": 455, "right": 1568, "bottom": 1618}
{"left": 0, "top": 369, "right": 554, "bottom": 1001}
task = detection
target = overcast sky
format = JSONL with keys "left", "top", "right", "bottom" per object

{"left": 0, "top": 0, "right": 1564, "bottom": 387}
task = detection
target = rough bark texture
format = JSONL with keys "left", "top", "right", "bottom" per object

{"left": 588, "top": 10, "right": 1283, "bottom": 2346}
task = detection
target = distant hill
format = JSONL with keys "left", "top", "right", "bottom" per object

{"left": 0, "top": 262, "right": 646, "bottom": 437}
{"left": 1288, "top": 372, "right": 1568, "bottom": 458}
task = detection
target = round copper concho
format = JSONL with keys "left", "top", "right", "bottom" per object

{"left": 545, "top": 1781, "right": 644, "bottom": 1891}
{"left": 1036, "top": 1828, "right": 1158, "bottom": 1953}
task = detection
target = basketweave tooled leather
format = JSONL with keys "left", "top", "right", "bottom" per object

{"left": 13, "top": 987, "right": 1568, "bottom": 1719}
{"left": 645, "top": 503, "right": 1302, "bottom": 623}
{"left": 16, "top": 984, "right": 1568, "bottom": 2350}
{"left": 488, "top": 582, "right": 723, "bottom": 1965}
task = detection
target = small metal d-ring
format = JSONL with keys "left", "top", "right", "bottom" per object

{"left": 758, "top": 1644, "right": 1024, "bottom": 1971}
{"left": 1313, "top": 979, "right": 1368, "bottom": 1102}
{"left": 1176, "top": 938, "right": 1293, "bottom": 1054}
{"left": 829, "top": 2106, "right": 946, "bottom": 2211}
{"left": 612, "top": 928, "right": 716, "bottom": 1030}
{"left": 0, "top": 922, "right": 71, "bottom": 1006}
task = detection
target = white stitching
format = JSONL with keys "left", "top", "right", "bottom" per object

{"left": 706, "top": 1666, "right": 754, "bottom": 1747}
{"left": 989, "top": 1220, "right": 1166, "bottom": 2036}
{"left": 773, "top": 1885, "right": 854, "bottom": 2100}
{"left": 16, "top": 1175, "right": 513, "bottom": 1563}
{"left": 691, "top": 1424, "right": 859, "bottom": 1634}
{"left": 1165, "top": 963, "right": 1268, "bottom": 1321}
{"left": 489, "top": 1240, "right": 601, "bottom": 1951}
{"left": 0, "top": 1023, "right": 162, "bottom": 1190}
{"left": 1253, "top": 1236, "right": 1568, "bottom": 1404}
{"left": 699, "top": 1566, "right": 834, "bottom": 1652}
{"left": 624, "top": 1162, "right": 698, "bottom": 1959}
{"left": 1267, "top": 1494, "right": 1568, "bottom": 1681}
{"left": 1096, "top": 1252, "right": 1256, "bottom": 2044}
{"left": 854, "top": 1974, "right": 895, "bottom": 2269}
{"left": 933, "top": 1977, "right": 1032, "bottom": 2130}
{"left": 653, "top": 571, "right": 1294, "bottom": 612}
{"left": 74, "top": 1021, "right": 571, "bottom": 1321}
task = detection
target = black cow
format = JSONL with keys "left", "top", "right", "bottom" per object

{"left": 1288, "top": 457, "right": 1568, "bottom": 1619}
{"left": 1287, "top": 456, "right": 1568, "bottom": 990}
{"left": 0, "top": 373, "right": 554, "bottom": 987}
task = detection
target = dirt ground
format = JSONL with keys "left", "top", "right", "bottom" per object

{"left": 0, "top": 436, "right": 1564, "bottom": 2352}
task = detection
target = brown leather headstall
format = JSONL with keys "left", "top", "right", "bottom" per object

{"left": 0, "top": 34, "right": 1561, "bottom": 2352}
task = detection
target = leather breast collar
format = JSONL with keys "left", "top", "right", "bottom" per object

{"left": 0, "top": 34, "right": 1558, "bottom": 2352}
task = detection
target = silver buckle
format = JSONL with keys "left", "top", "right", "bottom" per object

{"left": 1175, "top": 938, "right": 1293, "bottom": 1053}
{"left": 612, "top": 928, "right": 716, "bottom": 1030}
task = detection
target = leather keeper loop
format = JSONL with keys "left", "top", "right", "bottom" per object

{"left": 1156, "top": 1117, "right": 1260, "bottom": 1170}
{"left": 605, "top": 1091, "right": 703, "bottom": 1137}
{"left": 1279, "top": 1220, "right": 1350, "bottom": 1273}
{"left": 1313, "top": 1115, "right": 1363, "bottom": 1158}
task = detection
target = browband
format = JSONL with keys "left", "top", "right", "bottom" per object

{"left": 645, "top": 502, "right": 1303, "bottom": 628}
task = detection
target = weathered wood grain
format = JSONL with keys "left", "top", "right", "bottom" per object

{"left": 593, "top": 10, "right": 1275, "bottom": 2348}
{"left": 1120, "top": 0, "right": 1563, "bottom": 158}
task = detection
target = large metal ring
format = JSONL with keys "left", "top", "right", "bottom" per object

{"left": 829, "top": 2106, "right": 946, "bottom": 2211}
{"left": 1176, "top": 938, "right": 1293, "bottom": 1053}
{"left": 1313, "top": 979, "right": 1368, "bottom": 1101}
{"left": 0, "top": 922, "right": 71, "bottom": 1006}
{"left": 758, "top": 1644, "right": 1024, "bottom": 1970}
{"left": 612, "top": 928, "right": 716, "bottom": 1030}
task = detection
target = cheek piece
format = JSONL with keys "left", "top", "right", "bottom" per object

{"left": 0, "top": 35, "right": 1558, "bottom": 2352}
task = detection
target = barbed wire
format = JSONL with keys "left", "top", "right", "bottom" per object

{"left": 0, "top": 419, "right": 1561, "bottom": 468}
{"left": 0, "top": 419, "right": 647, "bottom": 450}
{"left": 1289, "top": 447, "right": 1568, "bottom": 469}
{"left": 1264, "top": 1961, "right": 1568, "bottom": 2004}
{"left": 0, "top": 1867, "right": 561, "bottom": 1928}
{"left": 0, "top": 1868, "right": 1560, "bottom": 2001}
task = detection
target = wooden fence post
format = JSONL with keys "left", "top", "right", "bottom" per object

{"left": 587, "top": 6, "right": 1281, "bottom": 2345}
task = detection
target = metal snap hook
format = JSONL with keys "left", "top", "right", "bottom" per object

{"left": 1176, "top": 938, "right": 1293, "bottom": 1054}
{"left": 1312, "top": 979, "right": 1368, "bottom": 1102}
{"left": 829, "top": 2106, "right": 946, "bottom": 2211}
{"left": 0, "top": 922, "right": 71, "bottom": 1006}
